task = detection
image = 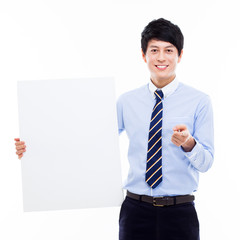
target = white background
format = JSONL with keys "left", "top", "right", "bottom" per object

{"left": 0, "top": 0, "right": 239, "bottom": 239}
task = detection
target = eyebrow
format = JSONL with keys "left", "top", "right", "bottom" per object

{"left": 149, "top": 45, "right": 175, "bottom": 49}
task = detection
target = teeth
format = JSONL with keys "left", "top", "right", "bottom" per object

{"left": 157, "top": 65, "right": 167, "bottom": 68}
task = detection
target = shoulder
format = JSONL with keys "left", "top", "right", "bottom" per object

{"left": 117, "top": 84, "right": 149, "bottom": 104}
{"left": 177, "top": 82, "right": 213, "bottom": 115}
{"left": 178, "top": 82, "right": 211, "bottom": 103}
{"left": 178, "top": 82, "right": 208, "bottom": 97}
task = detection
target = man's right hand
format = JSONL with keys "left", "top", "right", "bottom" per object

{"left": 14, "top": 138, "right": 26, "bottom": 159}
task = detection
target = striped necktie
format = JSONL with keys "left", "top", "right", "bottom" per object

{"left": 146, "top": 90, "right": 163, "bottom": 189}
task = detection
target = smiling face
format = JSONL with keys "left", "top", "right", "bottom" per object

{"left": 142, "top": 39, "right": 183, "bottom": 88}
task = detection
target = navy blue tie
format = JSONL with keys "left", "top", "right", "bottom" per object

{"left": 146, "top": 90, "right": 163, "bottom": 189}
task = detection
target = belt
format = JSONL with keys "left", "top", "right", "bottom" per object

{"left": 127, "top": 191, "right": 195, "bottom": 207}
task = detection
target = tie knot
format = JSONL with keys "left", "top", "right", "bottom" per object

{"left": 154, "top": 90, "right": 163, "bottom": 101}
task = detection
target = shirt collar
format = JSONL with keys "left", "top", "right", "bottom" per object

{"left": 148, "top": 77, "right": 179, "bottom": 99}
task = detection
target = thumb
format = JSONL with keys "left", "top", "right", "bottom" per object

{"left": 181, "top": 131, "right": 188, "bottom": 137}
{"left": 173, "top": 124, "right": 187, "bottom": 132}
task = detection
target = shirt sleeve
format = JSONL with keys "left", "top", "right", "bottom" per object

{"left": 183, "top": 95, "right": 214, "bottom": 172}
{"left": 116, "top": 96, "right": 125, "bottom": 135}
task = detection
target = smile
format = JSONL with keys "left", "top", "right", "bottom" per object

{"left": 156, "top": 65, "right": 168, "bottom": 70}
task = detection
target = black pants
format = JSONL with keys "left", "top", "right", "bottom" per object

{"left": 119, "top": 196, "right": 199, "bottom": 240}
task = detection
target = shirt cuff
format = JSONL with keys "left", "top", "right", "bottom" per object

{"left": 181, "top": 139, "right": 202, "bottom": 161}
{"left": 181, "top": 138, "right": 213, "bottom": 172}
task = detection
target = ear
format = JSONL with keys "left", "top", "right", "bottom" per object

{"left": 177, "top": 50, "right": 183, "bottom": 63}
{"left": 141, "top": 49, "right": 147, "bottom": 63}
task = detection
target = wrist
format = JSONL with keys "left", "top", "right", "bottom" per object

{"left": 181, "top": 136, "right": 196, "bottom": 152}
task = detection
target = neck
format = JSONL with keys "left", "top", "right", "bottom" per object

{"left": 151, "top": 75, "right": 176, "bottom": 88}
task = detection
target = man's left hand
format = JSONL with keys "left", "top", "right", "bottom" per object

{"left": 171, "top": 124, "right": 196, "bottom": 152}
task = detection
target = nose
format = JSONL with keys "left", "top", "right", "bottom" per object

{"left": 157, "top": 50, "right": 165, "bottom": 62}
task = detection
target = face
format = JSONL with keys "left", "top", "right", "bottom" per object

{"left": 142, "top": 39, "right": 183, "bottom": 88}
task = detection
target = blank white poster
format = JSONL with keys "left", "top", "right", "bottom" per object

{"left": 17, "top": 78, "right": 123, "bottom": 212}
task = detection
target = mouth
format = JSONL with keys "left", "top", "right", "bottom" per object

{"left": 155, "top": 65, "right": 168, "bottom": 70}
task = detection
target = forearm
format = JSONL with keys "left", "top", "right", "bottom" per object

{"left": 183, "top": 140, "right": 214, "bottom": 172}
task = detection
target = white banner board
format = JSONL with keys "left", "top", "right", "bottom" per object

{"left": 18, "top": 78, "right": 123, "bottom": 212}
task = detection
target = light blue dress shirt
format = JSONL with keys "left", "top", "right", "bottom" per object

{"left": 117, "top": 78, "right": 214, "bottom": 197}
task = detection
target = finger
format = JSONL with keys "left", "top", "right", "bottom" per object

{"left": 172, "top": 131, "right": 185, "bottom": 140}
{"left": 181, "top": 131, "right": 189, "bottom": 137}
{"left": 171, "top": 135, "right": 182, "bottom": 146}
{"left": 173, "top": 132, "right": 187, "bottom": 143}
{"left": 14, "top": 138, "right": 20, "bottom": 142}
{"left": 171, "top": 139, "right": 181, "bottom": 147}
{"left": 173, "top": 131, "right": 189, "bottom": 141}
{"left": 172, "top": 136, "right": 182, "bottom": 145}
{"left": 16, "top": 145, "right": 26, "bottom": 150}
{"left": 16, "top": 149, "right": 26, "bottom": 155}
{"left": 172, "top": 133, "right": 191, "bottom": 147}
{"left": 173, "top": 124, "right": 187, "bottom": 132}
{"left": 15, "top": 141, "right": 25, "bottom": 146}
{"left": 18, "top": 153, "right": 23, "bottom": 159}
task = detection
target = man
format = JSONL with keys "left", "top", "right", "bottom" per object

{"left": 15, "top": 18, "right": 214, "bottom": 240}
{"left": 116, "top": 18, "right": 214, "bottom": 240}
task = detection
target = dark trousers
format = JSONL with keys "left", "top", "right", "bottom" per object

{"left": 119, "top": 196, "right": 199, "bottom": 240}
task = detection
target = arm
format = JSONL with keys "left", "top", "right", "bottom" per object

{"left": 116, "top": 96, "right": 125, "bottom": 135}
{"left": 171, "top": 96, "right": 214, "bottom": 173}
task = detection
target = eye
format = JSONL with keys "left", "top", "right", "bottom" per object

{"left": 166, "top": 49, "right": 173, "bottom": 53}
{"left": 151, "top": 49, "right": 158, "bottom": 53}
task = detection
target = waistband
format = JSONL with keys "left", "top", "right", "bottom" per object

{"left": 127, "top": 191, "right": 195, "bottom": 207}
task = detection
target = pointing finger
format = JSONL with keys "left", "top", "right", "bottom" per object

{"left": 173, "top": 124, "right": 187, "bottom": 132}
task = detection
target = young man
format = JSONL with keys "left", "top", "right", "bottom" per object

{"left": 15, "top": 18, "right": 214, "bottom": 240}
{"left": 116, "top": 18, "right": 214, "bottom": 240}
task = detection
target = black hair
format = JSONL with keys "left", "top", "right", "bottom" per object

{"left": 141, "top": 18, "right": 184, "bottom": 56}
